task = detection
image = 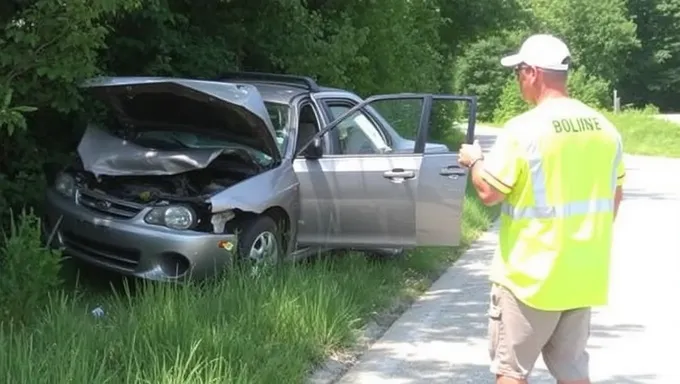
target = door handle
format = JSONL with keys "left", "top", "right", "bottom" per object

{"left": 439, "top": 165, "right": 466, "bottom": 177}
{"left": 383, "top": 168, "right": 416, "bottom": 180}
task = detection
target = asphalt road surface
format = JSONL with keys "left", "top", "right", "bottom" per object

{"left": 337, "top": 126, "right": 680, "bottom": 383}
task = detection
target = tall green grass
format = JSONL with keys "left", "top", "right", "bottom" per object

{"left": 483, "top": 106, "right": 680, "bottom": 158}
{"left": 0, "top": 187, "right": 498, "bottom": 383}
{"left": 603, "top": 108, "right": 680, "bottom": 157}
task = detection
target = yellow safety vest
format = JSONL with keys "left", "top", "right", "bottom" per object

{"left": 482, "top": 97, "right": 625, "bottom": 311}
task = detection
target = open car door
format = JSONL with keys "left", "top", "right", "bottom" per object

{"left": 296, "top": 94, "right": 477, "bottom": 248}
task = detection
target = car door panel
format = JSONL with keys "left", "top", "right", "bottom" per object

{"left": 298, "top": 93, "right": 476, "bottom": 249}
{"left": 295, "top": 154, "right": 420, "bottom": 248}
{"left": 413, "top": 95, "right": 476, "bottom": 246}
{"left": 416, "top": 153, "right": 467, "bottom": 246}
{"left": 294, "top": 158, "right": 331, "bottom": 246}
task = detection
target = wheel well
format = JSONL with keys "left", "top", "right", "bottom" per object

{"left": 262, "top": 206, "right": 291, "bottom": 250}
{"left": 229, "top": 206, "right": 291, "bottom": 250}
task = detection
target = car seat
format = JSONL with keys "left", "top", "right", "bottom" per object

{"left": 343, "top": 125, "right": 374, "bottom": 154}
{"left": 296, "top": 122, "right": 318, "bottom": 154}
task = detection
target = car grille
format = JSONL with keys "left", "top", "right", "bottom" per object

{"left": 62, "top": 231, "right": 141, "bottom": 270}
{"left": 77, "top": 189, "right": 143, "bottom": 219}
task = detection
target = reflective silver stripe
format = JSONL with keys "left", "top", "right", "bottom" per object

{"left": 526, "top": 141, "right": 548, "bottom": 206}
{"left": 501, "top": 137, "right": 620, "bottom": 220}
{"left": 502, "top": 198, "right": 614, "bottom": 219}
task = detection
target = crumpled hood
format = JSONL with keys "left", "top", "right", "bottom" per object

{"left": 77, "top": 125, "right": 254, "bottom": 177}
{"left": 79, "top": 76, "right": 281, "bottom": 172}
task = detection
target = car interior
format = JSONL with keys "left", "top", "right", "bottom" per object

{"left": 295, "top": 103, "right": 321, "bottom": 155}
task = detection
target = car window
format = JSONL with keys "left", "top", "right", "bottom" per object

{"left": 265, "top": 102, "right": 291, "bottom": 153}
{"left": 326, "top": 104, "right": 391, "bottom": 155}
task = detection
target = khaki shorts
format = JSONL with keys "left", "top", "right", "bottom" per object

{"left": 487, "top": 284, "right": 591, "bottom": 381}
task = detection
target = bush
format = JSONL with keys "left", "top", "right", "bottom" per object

{"left": 603, "top": 107, "right": 680, "bottom": 157}
{"left": 491, "top": 67, "right": 613, "bottom": 125}
{"left": 0, "top": 209, "right": 63, "bottom": 325}
{"left": 567, "top": 67, "right": 611, "bottom": 108}
{"left": 370, "top": 98, "right": 466, "bottom": 150}
{"left": 453, "top": 30, "right": 527, "bottom": 121}
{"left": 492, "top": 75, "right": 529, "bottom": 125}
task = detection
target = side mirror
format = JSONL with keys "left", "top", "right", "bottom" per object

{"left": 302, "top": 137, "right": 323, "bottom": 159}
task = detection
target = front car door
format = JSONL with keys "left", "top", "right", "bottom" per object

{"left": 296, "top": 98, "right": 419, "bottom": 248}
{"left": 296, "top": 94, "right": 477, "bottom": 249}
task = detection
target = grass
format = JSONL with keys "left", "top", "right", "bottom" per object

{"left": 0, "top": 185, "right": 498, "bottom": 383}
{"left": 481, "top": 107, "right": 680, "bottom": 157}
{"left": 603, "top": 109, "right": 680, "bottom": 157}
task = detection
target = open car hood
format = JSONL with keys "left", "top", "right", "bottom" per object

{"left": 81, "top": 76, "right": 281, "bottom": 163}
{"left": 77, "top": 124, "right": 260, "bottom": 177}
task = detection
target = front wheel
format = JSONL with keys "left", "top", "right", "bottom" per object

{"left": 237, "top": 215, "right": 282, "bottom": 266}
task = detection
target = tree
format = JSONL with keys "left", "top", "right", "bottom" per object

{"left": 621, "top": 0, "right": 680, "bottom": 110}
{"left": 525, "top": 0, "right": 639, "bottom": 84}
{"left": 453, "top": 30, "right": 527, "bottom": 120}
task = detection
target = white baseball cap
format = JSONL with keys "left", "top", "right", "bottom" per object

{"left": 500, "top": 34, "right": 571, "bottom": 71}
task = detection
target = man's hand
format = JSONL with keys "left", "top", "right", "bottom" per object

{"left": 458, "top": 140, "right": 484, "bottom": 168}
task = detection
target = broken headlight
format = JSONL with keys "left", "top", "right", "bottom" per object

{"left": 55, "top": 172, "right": 76, "bottom": 198}
{"left": 144, "top": 205, "right": 195, "bottom": 230}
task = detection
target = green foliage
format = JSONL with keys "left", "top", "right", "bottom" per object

{"left": 370, "top": 98, "right": 466, "bottom": 150}
{"left": 604, "top": 108, "right": 680, "bottom": 157}
{"left": 455, "top": 0, "right": 642, "bottom": 120}
{"left": 438, "top": 0, "right": 531, "bottom": 54}
{"left": 0, "top": 209, "right": 63, "bottom": 325}
{"left": 523, "top": 0, "right": 639, "bottom": 84}
{"left": 567, "top": 67, "right": 612, "bottom": 108}
{"left": 0, "top": 0, "right": 138, "bottom": 112}
{"left": 453, "top": 31, "right": 526, "bottom": 121}
{"left": 0, "top": 89, "right": 37, "bottom": 136}
{"left": 0, "top": 0, "right": 138, "bottom": 227}
{"left": 491, "top": 67, "right": 612, "bottom": 125}
{"left": 620, "top": 0, "right": 680, "bottom": 109}
{"left": 492, "top": 75, "right": 529, "bottom": 125}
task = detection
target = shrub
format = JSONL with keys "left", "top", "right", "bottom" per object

{"left": 568, "top": 67, "right": 611, "bottom": 108}
{"left": 370, "top": 98, "right": 466, "bottom": 150}
{"left": 492, "top": 75, "right": 529, "bottom": 125}
{"left": 0, "top": 209, "right": 63, "bottom": 325}
{"left": 603, "top": 106, "right": 680, "bottom": 157}
{"left": 453, "top": 30, "right": 527, "bottom": 121}
{"left": 492, "top": 67, "right": 612, "bottom": 125}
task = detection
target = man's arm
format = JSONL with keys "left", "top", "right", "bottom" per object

{"left": 613, "top": 138, "right": 625, "bottom": 220}
{"left": 466, "top": 131, "right": 523, "bottom": 207}
{"left": 469, "top": 160, "right": 506, "bottom": 206}
{"left": 614, "top": 185, "right": 623, "bottom": 220}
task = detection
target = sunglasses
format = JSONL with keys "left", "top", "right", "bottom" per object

{"left": 514, "top": 64, "right": 531, "bottom": 76}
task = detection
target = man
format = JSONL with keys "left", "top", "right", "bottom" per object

{"left": 457, "top": 34, "right": 625, "bottom": 384}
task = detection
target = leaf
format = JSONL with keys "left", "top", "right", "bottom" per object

{"left": 2, "top": 89, "right": 12, "bottom": 108}
{"left": 13, "top": 105, "right": 38, "bottom": 113}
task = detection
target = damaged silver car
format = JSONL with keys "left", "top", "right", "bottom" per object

{"left": 43, "top": 74, "right": 477, "bottom": 281}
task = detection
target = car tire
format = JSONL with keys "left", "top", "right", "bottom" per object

{"left": 236, "top": 215, "right": 282, "bottom": 266}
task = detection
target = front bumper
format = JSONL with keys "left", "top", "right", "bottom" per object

{"left": 44, "top": 189, "right": 238, "bottom": 281}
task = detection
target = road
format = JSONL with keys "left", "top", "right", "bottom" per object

{"left": 656, "top": 114, "right": 680, "bottom": 124}
{"left": 336, "top": 126, "right": 680, "bottom": 383}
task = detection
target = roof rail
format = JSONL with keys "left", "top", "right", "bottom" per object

{"left": 219, "top": 71, "right": 321, "bottom": 93}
